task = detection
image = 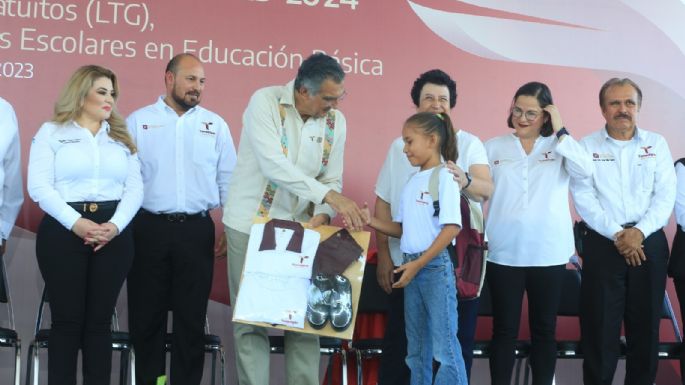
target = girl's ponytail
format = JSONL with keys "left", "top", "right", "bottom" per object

{"left": 437, "top": 113, "right": 457, "bottom": 163}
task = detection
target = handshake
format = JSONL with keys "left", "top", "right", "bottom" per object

{"left": 322, "top": 190, "right": 373, "bottom": 232}
{"left": 341, "top": 203, "right": 374, "bottom": 230}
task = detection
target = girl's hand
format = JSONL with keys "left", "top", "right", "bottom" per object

{"left": 345, "top": 202, "right": 372, "bottom": 229}
{"left": 361, "top": 202, "right": 372, "bottom": 225}
{"left": 392, "top": 260, "right": 422, "bottom": 288}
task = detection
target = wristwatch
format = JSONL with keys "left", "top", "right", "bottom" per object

{"left": 556, "top": 126, "right": 569, "bottom": 139}
{"left": 463, "top": 172, "right": 472, "bottom": 190}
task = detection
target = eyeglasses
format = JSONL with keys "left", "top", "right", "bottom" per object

{"left": 511, "top": 107, "right": 542, "bottom": 121}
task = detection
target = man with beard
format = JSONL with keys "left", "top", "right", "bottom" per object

{"left": 126, "top": 53, "right": 237, "bottom": 385}
{"left": 571, "top": 78, "right": 675, "bottom": 385}
{"left": 223, "top": 52, "right": 364, "bottom": 385}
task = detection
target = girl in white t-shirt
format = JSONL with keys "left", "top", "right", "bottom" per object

{"left": 363, "top": 112, "right": 467, "bottom": 385}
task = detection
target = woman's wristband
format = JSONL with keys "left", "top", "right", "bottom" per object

{"left": 556, "top": 126, "right": 569, "bottom": 139}
{"left": 463, "top": 172, "right": 473, "bottom": 190}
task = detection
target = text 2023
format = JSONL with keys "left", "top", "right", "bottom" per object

{"left": 0, "top": 62, "right": 34, "bottom": 79}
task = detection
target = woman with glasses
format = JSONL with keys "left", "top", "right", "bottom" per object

{"left": 483, "top": 82, "right": 592, "bottom": 385}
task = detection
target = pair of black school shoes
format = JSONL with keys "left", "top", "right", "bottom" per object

{"left": 306, "top": 274, "right": 353, "bottom": 331}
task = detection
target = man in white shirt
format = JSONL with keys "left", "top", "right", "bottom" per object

{"left": 223, "top": 52, "right": 364, "bottom": 385}
{"left": 571, "top": 78, "right": 676, "bottom": 385}
{"left": 0, "top": 97, "right": 23, "bottom": 256}
{"left": 126, "top": 53, "right": 237, "bottom": 385}
{"left": 374, "top": 69, "right": 493, "bottom": 384}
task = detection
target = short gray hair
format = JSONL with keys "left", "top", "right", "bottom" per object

{"left": 599, "top": 78, "right": 642, "bottom": 108}
{"left": 294, "top": 53, "right": 344, "bottom": 95}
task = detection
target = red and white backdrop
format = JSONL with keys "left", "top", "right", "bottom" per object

{"left": 3, "top": 0, "right": 685, "bottom": 383}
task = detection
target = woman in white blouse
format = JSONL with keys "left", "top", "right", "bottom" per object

{"left": 484, "top": 82, "right": 591, "bottom": 385}
{"left": 27, "top": 65, "right": 143, "bottom": 385}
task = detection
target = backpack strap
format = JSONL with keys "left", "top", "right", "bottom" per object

{"left": 428, "top": 164, "right": 444, "bottom": 217}
{"left": 464, "top": 193, "right": 485, "bottom": 233}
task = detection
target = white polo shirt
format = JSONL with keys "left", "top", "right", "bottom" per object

{"left": 375, "top": 130, "right": 488, "bottom": 265}
{"left": 242, "top": 222, "right": 320, "bottom": 278}
{"left": 396, "top": 166, "right": 462, "bottom": 254}
{"left": 571, "top": 127, "right": 676, "bottom": 240}
{"left": 27, "top": 120, "right": 143, "bottom": 231}
{"left": 233, "top": 222, "right": 321, "bottom": 328}
{"left": 127, "top": 96, "right": 237, "bottom": 214}
{"left": 0, "top": 98, "right": 23, "bottom": 243}
{"left": 223, "top": 80, "right": 346, "bottom": 234}
{"left": 485, "top": 133, "right": 592, "bottom": 267}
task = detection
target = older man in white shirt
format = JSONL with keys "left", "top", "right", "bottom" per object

{"left": 571, "top": 78, "right": 676, "bottom": 385}
{"left": 224, "top": 52, "right": 364, "bottom": 385}
{"left": 0, "top": 97, "right": 23, "bottom": 255}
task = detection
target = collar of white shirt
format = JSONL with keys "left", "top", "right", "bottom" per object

{"left": 600, "top": 125, "right": 646, "bottom": 142}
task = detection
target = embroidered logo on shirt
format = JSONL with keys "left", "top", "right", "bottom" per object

{"left": 200, "top": 122, "right": 216, "bottom": 135}
{"left": 538, "top": 151, "right": 555, "bottom": 162}
{"left": 281, "top": 310, "right": 299, "bottom": 326}
{"left": 592, "top": 152, "right": 615, "bottom": 162}
{"left": 638, "top": 146, "right": 656, "bottom": 159}
{"left": 309, "top": 136, "right": 323, "bottom": 143}
{"left": 141, "top": 124, "right": 163, "bottom": 130}
{"left": 58, "top": 139, "right": 81, "bottom": 144}
{"left": 292, "top": 255, "right": 311, "bottom": 268}
{"left": 492, "top": 159, "right": 512, "bottom": 166}
{"left": 416, "top": 191, "right": 431, "bottom": 205}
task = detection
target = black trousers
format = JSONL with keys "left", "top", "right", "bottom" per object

{"left": 486, "top": 262, "right": 566, "bottom": 385}
{"left": 377, "top": 272, "right": 481, "bottom": 385}
{"left": 35, "top": 208, "right": 134, "bottom": 385}
{"left": 580, "top": 228, "right": 668, "bottom": 385}
{"left": 127, "top": 212, "right": 214, "bottom": 385}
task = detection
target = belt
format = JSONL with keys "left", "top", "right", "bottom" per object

{"left": 621, "top": 222, "right": 637, "bottom": 229}
{"left": 67, "top": 200, "right": 119, "bottom": 213}
{"left": 140, "top": 209, "right": 209, "bottom": 223}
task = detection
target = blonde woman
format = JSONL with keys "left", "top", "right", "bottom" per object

{"left": 28, "top": 65, "right": 142, "bottom": 384}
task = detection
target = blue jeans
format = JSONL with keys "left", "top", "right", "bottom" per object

{"left": 403, "top": 249, "right": 468, "bottom": 385}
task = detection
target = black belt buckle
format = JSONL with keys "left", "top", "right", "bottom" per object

{"left": 167, "top": 213, "right": 187, "bottom": 223}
